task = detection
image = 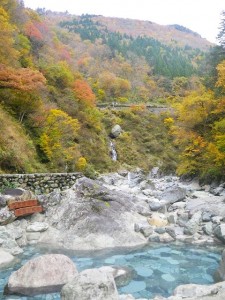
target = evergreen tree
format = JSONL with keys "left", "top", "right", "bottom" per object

{"left": 217, "top": 10, "right": 225, "bottom": 48}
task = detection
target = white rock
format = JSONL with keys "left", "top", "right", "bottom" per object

{"left": 0, "top": 248, "right": 15, "bottom": 268}
{"left": 26, "top": 222, "right": 49, "bottom": 232}
{"left": 174, "top": 281, "right": 225, "bottom": 298}
{"left": 119, "top": 294, "right": 136, "bottom": 300}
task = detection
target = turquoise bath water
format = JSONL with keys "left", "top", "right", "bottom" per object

{"left": 0, "top": 243, "right": 222, "bottom": 300}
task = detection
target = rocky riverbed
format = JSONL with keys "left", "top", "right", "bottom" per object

{"left": 1, "top": 169, "right": 225, "bottom": 299}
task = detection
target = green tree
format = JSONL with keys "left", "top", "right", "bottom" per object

{"left": 44, "top": 61, "right": 74, "bottom": 89}
{"left": 217, "top": 10, "right": 225, "bottom": 48}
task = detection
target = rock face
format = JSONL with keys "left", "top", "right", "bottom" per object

{"left": 5, "top": 254, "right": 78, "bottom": 296}
{"left": 39, "top": 177, "right": 146, "bottom": 250}
{"left": 61, "top": 268, "right": 119, "bottom": 300}
{"left": 36, "top": 172, "right": 225, "bottom": 251}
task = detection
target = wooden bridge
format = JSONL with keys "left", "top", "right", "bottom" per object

{"left": 96, "top": 103, "right": 173, "bottom": 114}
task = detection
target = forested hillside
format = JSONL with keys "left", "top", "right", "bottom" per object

{"left": 0, "top": 0, "right": 224, "bottom": 181}
{"left": 60, "top": 15, "right": 198, "bottom": 79}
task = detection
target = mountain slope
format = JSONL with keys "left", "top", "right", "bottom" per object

{"left": 58, "top": 14, "right": 209, "bottom": 81}
{"left": 59, "top": 14, "right": 212, "bottom": 50}
{"left": 1, "top": 1, "right": 222, "bottom": 177}
{"left": 0, "top": 106, "right": 45, "bottom": 173}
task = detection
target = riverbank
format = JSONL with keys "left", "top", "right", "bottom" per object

{"left": 0, "top": 169, "right": 225, "bottom": 299}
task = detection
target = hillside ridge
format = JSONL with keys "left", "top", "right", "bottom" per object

{"left": 55, "top": 13, "right": 212, "bottom": 50}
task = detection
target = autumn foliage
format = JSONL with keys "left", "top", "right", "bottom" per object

{"left": 73, "top": 79, "right": 96, "bottom": 107}
{"left": 0, "top": 0, "right": 225, "bottom": 178}
{"left": 24, "top": 21, "right": 43, "bottom": 41}
{"left": 171, "top": 88, "right": 225, "bottom": 179}
{"left": 39, "top": 109, "right": 80, "bottom": 170}
{"left": 0, "top": 6, "right": 19, "bottom": 65}
{"left": 0, "top": 64, "right": 46, "bottom": 91}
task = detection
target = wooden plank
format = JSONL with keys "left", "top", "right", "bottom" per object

{"left": 14, "top": 206, "right": 43, "bottom": 217}
{"left": 8, "top": 200, "right": 38, "bottom": 210}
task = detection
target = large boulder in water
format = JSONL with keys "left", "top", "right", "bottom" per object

{"left": 5, "top": 254, "right": 78, "bottom": 296}
{"left": 39, "top": 177, "right": 147, "bottom": 251}
{"left": 61, "top": 268, "right": 119, "bottom": 300}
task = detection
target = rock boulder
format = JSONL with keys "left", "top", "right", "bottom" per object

{"left": 214, "top": 224, "right": 225, "bottom": 243}
{"left": 0, "top": 248, "right": 15, "bottom": 268}
{"left": 214, "top": 249, "right": 225, "bottom": 281}
{"left": 111, "top": 124, "right": 122, "bottom": 138}
{"left": 61, "top": 268, "right": 119, "bottom": 300}
{"left": 39, "top": 177, "right": 147, "bottom": 250}
{"left": 153, "top": 281, "right": 225, "bottom": 299}
{"left": 159, "top": 186, "right": 187, "bottom": 205}
{"left": 5, "top": 254, "right": 78, "bottom": 296}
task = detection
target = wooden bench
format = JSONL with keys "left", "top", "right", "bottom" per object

{"left": 7, "top": 200, "right": 43, "bottom": 217}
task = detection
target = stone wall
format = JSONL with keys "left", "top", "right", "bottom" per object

{"left": 0, "top": 173, "right": 82, "bottom": 194}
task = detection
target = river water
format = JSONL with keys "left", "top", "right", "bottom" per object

{"left": 1, "top": 242, "right": 222, "bottom": 300}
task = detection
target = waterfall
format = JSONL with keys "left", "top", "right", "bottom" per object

{"left": 127, "top": 172, "right": 131, "bottom": 186}
{"left": 109, "top": 140, "right": 117, "bottom": 161}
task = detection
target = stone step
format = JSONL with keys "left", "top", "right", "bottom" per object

{"left": 8, "top": 200, "right": 38, "bottom": 210}
{"left": 14, "top": 206, "right": 43, "bottom": 217}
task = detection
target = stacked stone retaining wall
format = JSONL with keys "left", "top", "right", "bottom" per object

{"left": 0, "top": 173, "right": 82, "bottom": 194}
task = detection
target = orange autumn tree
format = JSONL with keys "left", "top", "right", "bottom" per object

{"left": 24, "top": 19, "right": 45, "bottom": 56}
{"left": 0, "top": 64, "right": 46, "bottom": 121}
{"left": 24, "top": 21, "right": 43, "bottom": 41}
{"left": 0, "top": 64, "right": 46, "bottom": 91}
{"left": 73, "top": 79, "right": 96, "bottom": 107}
{"left": 73, "top": 79, "right": 103, "bottom": 132}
